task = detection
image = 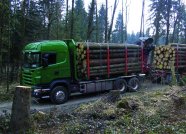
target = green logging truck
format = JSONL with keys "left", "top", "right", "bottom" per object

{"left": 21, "top": 39, "right": 145, "bottom": 104}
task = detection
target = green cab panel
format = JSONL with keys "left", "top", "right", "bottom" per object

{"left": 22, "top": 40, "right": 75, "bottom": 86}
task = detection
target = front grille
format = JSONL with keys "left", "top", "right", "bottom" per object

{"left": 22, "top": 71, "right": 33, "bottom": 86}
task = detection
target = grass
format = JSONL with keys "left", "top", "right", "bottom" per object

{"left": 1, "top": 85, "right": 186, "bottom": 134}
{"left": 30, "top": 85, "right": 186, "bottom": 134}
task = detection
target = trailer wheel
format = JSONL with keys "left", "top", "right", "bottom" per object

{"left": 114, "top": 79, "right": 127, "bottom": 94}
{"left": 50, "top": 86, "right": 68, "bottom": 104}
{"left": 128, "top": 77, "right": 140, "bottom": 92}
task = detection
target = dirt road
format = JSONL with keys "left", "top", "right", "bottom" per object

{"left": 0, "top": 81, "right": 169, "bottom": 115}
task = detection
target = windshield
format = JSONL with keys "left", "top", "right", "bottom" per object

{"left": 23, "top": 52, "right": 41, "bottom": 68}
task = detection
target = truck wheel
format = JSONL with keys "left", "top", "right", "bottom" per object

{"left": 128, "top": 77, "right": 140, "bottom": 92}
{"left": 50, "top": 86, "right": 68, "bottom": 104}
{"left": 114, "top": 79, "right": 127, "bottom": 94}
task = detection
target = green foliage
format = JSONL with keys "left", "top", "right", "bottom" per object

{"left": 112, "top": 12, "right": 126, "bottom": 43}
{"left": 0, "top": 92, "right": 13, "bottom": 102}
{"left": 179, "top": 76, "right": 186, "bottom": 86}
{"left": 0, "top": 83, "right": 18, "bottom": 102}
{"left": 149, "top": 0, "right": 186, "bottom": 44}
{"left": 117, "top": 98, "right": 141, "bottom": 111}
{"left": 27, "top": 86, "right": 186, "bottom": 133}
{"left": 97, "top": 4, "right": 106, "bottom": 42}
{"left": 73, "top": 0, "right": 87, "bottom": 41}
{"left": 0, "top": 110, "right": 11, "bottom": 133}
{"left": 63, "top": 122, "right": 89, "bottom": 134}
{"left": 76, "top": 101, "right": 117, "bottom": 120}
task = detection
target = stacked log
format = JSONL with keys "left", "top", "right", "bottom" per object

{"left": 76, "top": 42, "right": 142, "bottom": 79}
{"left": 153, "top": 43, "right": 186, "bottom": 70}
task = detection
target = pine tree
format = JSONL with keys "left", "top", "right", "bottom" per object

{"left": 74, "top": 0, "right": 87, "bottom": 41}
{"left": 112, "top": 12, "right": 125, "bottom": 43}
{"left": 97, "top": 4, "right": 106, "bottom": 42}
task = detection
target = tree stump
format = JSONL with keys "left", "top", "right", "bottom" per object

{"left": 10, "top": 86, "right": 31, "bottom": 133}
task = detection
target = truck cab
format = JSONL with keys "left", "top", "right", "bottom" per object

{"left": 21, "top": 40, "right": 78, "bottom": 104}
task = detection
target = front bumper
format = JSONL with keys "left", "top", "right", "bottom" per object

{"left": 32, "top": 86, "right": 51, "bottom": 99}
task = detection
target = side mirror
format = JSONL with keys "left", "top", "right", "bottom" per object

{"left": 42, "top": 58, "right": 48, "bottom": 68}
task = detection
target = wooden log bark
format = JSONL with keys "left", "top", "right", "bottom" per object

{"left": 10, "top": 86, "right": 31, "bottom": 133}
{"left": 76, "top": 42, "right": 142, "bottom": 79}
{"left": 89, "top": 59, "right": 140, "bottom": 66}
{"left": 87, "top": 49, "right": 140, "bottom": 54}
{"left": 89, "top": 53, "right": 141, "bottom": 59}
{"left": 153, "top": 44, "right": 186, "bottom": 70}
{"left": 77, "top": 42, "right": 140, "bottom": 49}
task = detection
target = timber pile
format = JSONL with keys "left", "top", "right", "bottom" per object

{"left": 76, "top": 42, "right": 142, "bottom": 79}
{"left": 153, "top": 43, "right": 186, "bottom": 70}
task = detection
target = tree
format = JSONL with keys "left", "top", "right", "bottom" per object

{"left": 105, "top": 0, "right": 108, "bottom": 42}
{"left": 70, "top": 0, "right": 75, "bottom": 38}
{"left": 97, "top": 4, "right": 106, "bottom": 42}
{"left": 171, "top": 0, "right": 185, "bottom": 43}
{"left": 95, "top": 0, "right": 98, "bottom": 42}
{"left": 65, "top": 0, "right": 69, "bottom": 38}
{"left": 112, "top": 12, "right": 125, "bottom": 43}
{"left": 149, "top": 0, "right": 164, "bottom": 45}
{"left": 87, "top": 0, "right": 95, "bottom": 41}
{"left": 0, "top": 0, "right": 11, "bottom": 82}
{"left": 74, "top": 0, "right": 87, "bottom": 41}
{"left": 108, "top": 0, "right": 118, "bottom": 42}
{"left": 50, "top": 0, "right": 65, "bottom": 39}
{"left": 39, "top": 0, "right": 60, "bottom": 39}
{"left": 149, "top": 0, "right": 186, "bottom": 45}
{"left": 165, "top": 0, "right": 172, "bottom": 45}
{"left": 127, "top": 32, "right": 139, "bottom": 44}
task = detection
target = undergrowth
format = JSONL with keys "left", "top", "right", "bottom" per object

{"left": 33, "top": 86, "right": 186, "bottom": 134}
{"left": 1, "top": 85, "right": 186, "bottom": 134}
{"left": 0, "top": 83, "right": 18, "bottom": 102}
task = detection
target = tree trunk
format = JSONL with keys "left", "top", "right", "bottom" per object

{"left": 70, "top": 0, "right": 74, "bottom": 38}
{"left": 185, "top": 28, "right": 186, "bottom": 44}
{"left": 95, "top": 0, "right": 98, "bottom": 42}
{"left": 0, "top": 25, "right": 2, "bottom": 82}
{"left": 154, "top": 11, "right": 160, "bottom": 45}
{"left": 140, "top": 0, "right": 145, "bottom": 37}
{"left": 172, "top": 0, "right": 180, "bottom": 43}
{"left": 47, "top": 0, "right": 51, "bottom": 39}
{"left": 172, "top": 16, "right": 178, "bottom": 43}
{"left": 165, "top": 0, "right": 171, "bottom": 45}
{"left": 65, "top": 0, "right": 69, "bottom": 38}
{"left": 125, "top": 0, "right": 128, "bottom": 42}
{"left": 87, "top": 0, "right": 95, "bottom": 40}
{"left": 105, "top": 0, "right": 108, "bottom": 43}
{"left": 121, "top": 0, "right": 124, "bottom": 43}
{"left": 108, "top": 0, "right": 118, "bottom": 42}
{"left": 10, "top": 86, "right": 31, "bottom": 133}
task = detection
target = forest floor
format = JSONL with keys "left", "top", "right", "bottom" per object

{"left": 0, "top": 81, "right": 168, "bottom": 114}
{"left": 1, "top": 81, "right": 186, "bottom": 133}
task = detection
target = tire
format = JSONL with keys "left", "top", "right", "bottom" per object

{"left": 114, "top": 79, "right": 127, "bottom": 94}
{"left": 128, "top": 77, "right": 140, "bottom": 92}
{"left": 50, "top": 86, "right": 69, "bottom": 104}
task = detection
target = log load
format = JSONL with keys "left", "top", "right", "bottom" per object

{"left": 153, "top": 43, "right": 186, "bottom": 70}
{"left": 76, "top": 42, "right": 142, "bottom": 79}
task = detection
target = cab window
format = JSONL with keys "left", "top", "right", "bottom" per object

{"left": 42, "top": 53, "right": 56, "bottom": 65}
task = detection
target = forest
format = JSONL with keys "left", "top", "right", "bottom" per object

{"left": 0, "top": 0, "right": 186, "bottom": 85}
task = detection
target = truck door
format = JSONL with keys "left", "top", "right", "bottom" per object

{"left": 40, "top": 51, "right": 71, "bottom": 85}
{"left": 41, "top": 53, "right": 59, "bottom": 84}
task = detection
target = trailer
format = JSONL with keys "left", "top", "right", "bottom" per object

{"left": 21, "top": 39, "right": 145, "bottom": 104}
{"left": 146, "top": 43, "right": 186, "bottom": 84}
